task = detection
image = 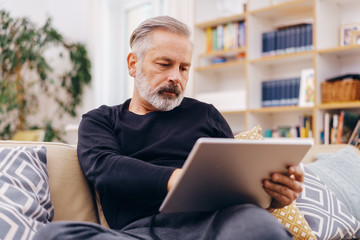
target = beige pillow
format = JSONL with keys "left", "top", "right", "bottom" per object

{"left": 235, "top": 125, "right": 316, "bottom": 240}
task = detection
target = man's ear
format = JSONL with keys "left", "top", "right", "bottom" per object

{"left": 127, "top": 52, "right": 138, "bottom": 77}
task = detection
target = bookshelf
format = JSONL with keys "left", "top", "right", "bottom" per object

{"left": 193, "top": 0, "right": 360, "bottom": 144}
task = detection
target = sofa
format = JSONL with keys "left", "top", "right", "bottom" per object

{"left": 0, "top": 140, "right": 359, "bottom": 240}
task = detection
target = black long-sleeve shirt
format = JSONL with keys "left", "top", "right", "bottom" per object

{"left": 77, "top": 98, "right": 233, "bottom": 229}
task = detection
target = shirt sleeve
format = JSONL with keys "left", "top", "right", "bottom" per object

{"left": 77, "top": 106, "right": 175, "bottom": 200}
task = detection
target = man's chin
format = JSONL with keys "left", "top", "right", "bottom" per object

{"left": 153, "top": 96, "right": 183, "bottom": 111}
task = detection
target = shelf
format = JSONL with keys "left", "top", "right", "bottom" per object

{"left": 317, "top": 45, "right": 360, "bottom": 57}
{"left": 248, "top": 106, "right": 314, "bottom": 113}
{"left": 195, "top": 60, "right": 245, "bottom": 72}
{"left": 249, "top": 50, "right": 314, "bottom": 66}
{"left": 195, "top": 13, "right": 246, "bottom": 29}
{"left": 221, "top": 110, "right": 247, "bottom": 115}
{"left": 317, "top": 102, "right": 360, "bottom": 110}
{"left": 249, "top": 0, "right": 314, "bottom": 19}
{"left": 200, "top": 47, "right": 246, "bottom": 58}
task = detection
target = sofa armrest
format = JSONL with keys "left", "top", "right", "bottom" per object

{"left": 0, "top": 140, "right": 99, "bottom": 223}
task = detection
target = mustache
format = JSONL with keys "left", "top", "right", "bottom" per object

{"left": 157, "top": 84, "right": 182, "bottom": 96}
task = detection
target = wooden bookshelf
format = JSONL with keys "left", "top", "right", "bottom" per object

{"left": 194, "top": 0, "right": 360, "bottom": 144}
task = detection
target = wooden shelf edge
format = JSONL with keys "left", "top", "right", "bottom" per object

{"left": 317, "top": 45, "right": 360, "bottom": 54}
{"left": 200, "top": 47, "right": 246, "bottom": 58}
{"left": 248, "top": 106, "right": 314, "bottom": 113}
{"left": 317, "top": 102, "right": 360, "bottom": 109}
{"left": 249, "top": 50, "right": 315, "bottom": 64}
{"left": 195, "top": 13, "right": 246, "bottom": 29}
{"left": 195, "top": 60, "right": 245, "bottom": 71}
{"left": 220, "top": 110, "right": 247, "bottom": 115}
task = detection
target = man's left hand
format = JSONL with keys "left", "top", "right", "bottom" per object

{"left": 263, "top": 165, "right": 304, "bottom": 209}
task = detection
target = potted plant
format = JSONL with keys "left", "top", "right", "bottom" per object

{"left": 0, "top": 9, "right": 91, "bottom": 141}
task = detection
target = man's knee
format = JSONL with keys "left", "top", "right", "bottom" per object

{"left": 213, "top": 204, "right": 292, "bottom": 240}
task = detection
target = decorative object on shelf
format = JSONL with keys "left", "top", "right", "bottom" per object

{"left": 299, "top": 68, "right": 315, "bottom": 107}
{"left": 0, "top": 10, "right": 91, "bottom": 141}
{"left": 352, "top": 30, "right": 360, "bottom": 45}
{"left": 321, "top": 74, "right": 360, "bottom": 103}
{"left": 340, "top": 22, "right": 360, "bottom": 46}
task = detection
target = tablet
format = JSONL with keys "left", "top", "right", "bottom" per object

{"left": 159, "top": 138, "right": 312, "bottom": 213}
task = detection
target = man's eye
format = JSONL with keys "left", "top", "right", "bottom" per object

{"left": 181, "top": 67, "right": 189, "bottom": 72}
{"left": 159, "top": 63, "right": 170, "bottom": 67}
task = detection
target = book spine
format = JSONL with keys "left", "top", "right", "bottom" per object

{"left": 324, "top": 112, "right": 330, "bottom": 145}
{"left": 262, "top": 81, "right": 267, "bottom": 107}
{"left": 336, "top": 111, "right": 344, "bottom": 144}
{"left": 331, "top": 114, "right": 338, "bottom": 144}
{"left": 206, "top": 27, "right": 212, "bottom": 53}
{"left": 217, "top": 24, "right": 224, "bottom": 51}
{"left": 305, "top": 24, "right": 313, "bottom": 50}
{"left": 212, "top": 27, "right": 218, "bottom": 51}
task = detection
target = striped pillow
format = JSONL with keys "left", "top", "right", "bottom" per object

{"left": 0, "top": 146, "right": 54, "bottom": 240}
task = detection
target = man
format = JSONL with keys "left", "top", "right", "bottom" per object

{"left": 35, "top": 16, "right": 303, "bottom": 239}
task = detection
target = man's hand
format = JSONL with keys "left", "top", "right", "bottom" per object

{"left": 167, "top": 168, "right": 182, "bottom": 192}
{"left": 263, "top": 165, "right": 304, "bottom": 209}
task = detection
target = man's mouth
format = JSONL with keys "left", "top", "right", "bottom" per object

{"left": 158, "top": 85, "right": 181, "bottom": 98}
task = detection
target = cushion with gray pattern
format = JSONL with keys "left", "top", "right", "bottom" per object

{"left": 296, "top": 166, "right": 360, "bottom": 240}
{"left": 0, "top": 146, "right": 54, "bottom": 240}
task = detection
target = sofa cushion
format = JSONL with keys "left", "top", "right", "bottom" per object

{"left": 0, "top": 141, "right": 99, "bottom": 224}
{"left": 296, "top": 166, "right": 360, "bottom": 240}
{"left": 0, "top": 146, "right": 53, "bottom": 239}
{"left": 306, "top": 146, "right": 360, "bottom": 221}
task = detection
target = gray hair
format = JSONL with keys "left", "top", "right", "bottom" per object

{"left": 130, "top": 16, "right": 191, "bottom": 61}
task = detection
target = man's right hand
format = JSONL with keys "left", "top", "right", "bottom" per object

{"left": 167, "top": 168, "right": 182, "bottom": 192}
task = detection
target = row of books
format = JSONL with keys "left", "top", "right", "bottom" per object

{"left": 262, "top": 24, "right": 313, "bottom": 56}
{"left": 206, "top": 21, "right": 246, "bottom": 53}
{"left": 264, "top": 115, "right": 313, "bottom": 139}
{"left": 261, "top": 77, "right": 300, "bottom": 107}
{"left": 322, "top": 111, "right": 360, "bottom": 146}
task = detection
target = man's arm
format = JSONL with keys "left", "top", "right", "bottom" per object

{"left": 77, "top": 108, "right": 175, "bottom": 200}
{"left": 263, "top": 165, "right": 304, "bottom": 209}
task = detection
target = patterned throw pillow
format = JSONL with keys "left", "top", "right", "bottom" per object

{"left": 296, "top": 166, "right": 360, "bottom": 240}
{"left": 271, "top": 202, "right": 316, "bottom": 240}
{"left": 235, "top": 125, "right": 316, "bottom": 240}
{"left": 0, "top": 146, "right": 54, "bottom": 240}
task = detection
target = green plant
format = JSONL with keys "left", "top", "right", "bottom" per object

{"left": 0, "top": 9, "right": 91, "bottom": 141}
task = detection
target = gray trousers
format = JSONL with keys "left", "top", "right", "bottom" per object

{"left": 34, "top": 204, "right": 292, "bottom": 240}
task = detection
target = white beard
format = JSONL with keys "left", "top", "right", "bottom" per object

{"left": 134, "top": 66, "right": 184, "bottom": 111}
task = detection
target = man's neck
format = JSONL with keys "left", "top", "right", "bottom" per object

{"left": 128, "top": 98, "right": 157, "bottom": 115}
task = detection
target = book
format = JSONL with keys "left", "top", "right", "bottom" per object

{"left": 298, "top": 68, "right": 315, "bottom": 107}
{"left": 336, "top": 111, "right": 360, "bottom": 144}
{"left": 205, "top": 27, "right": 212, "bottom": 53}
{"left": 331, "top": 114, "right": 338, "bottom": 144}
{"left": 324, "top": 112, "right": 330, "bottom": 145}
{"left": 348, "top": 120, "right": 360, "bottom": 148}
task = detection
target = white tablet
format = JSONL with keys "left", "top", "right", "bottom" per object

{"left": 159, "top": 138, "right": 312, "bottom": 213}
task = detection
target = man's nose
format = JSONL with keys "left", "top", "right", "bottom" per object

{"left": 168, "top": 67, "right": 182, "bottom": 85}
